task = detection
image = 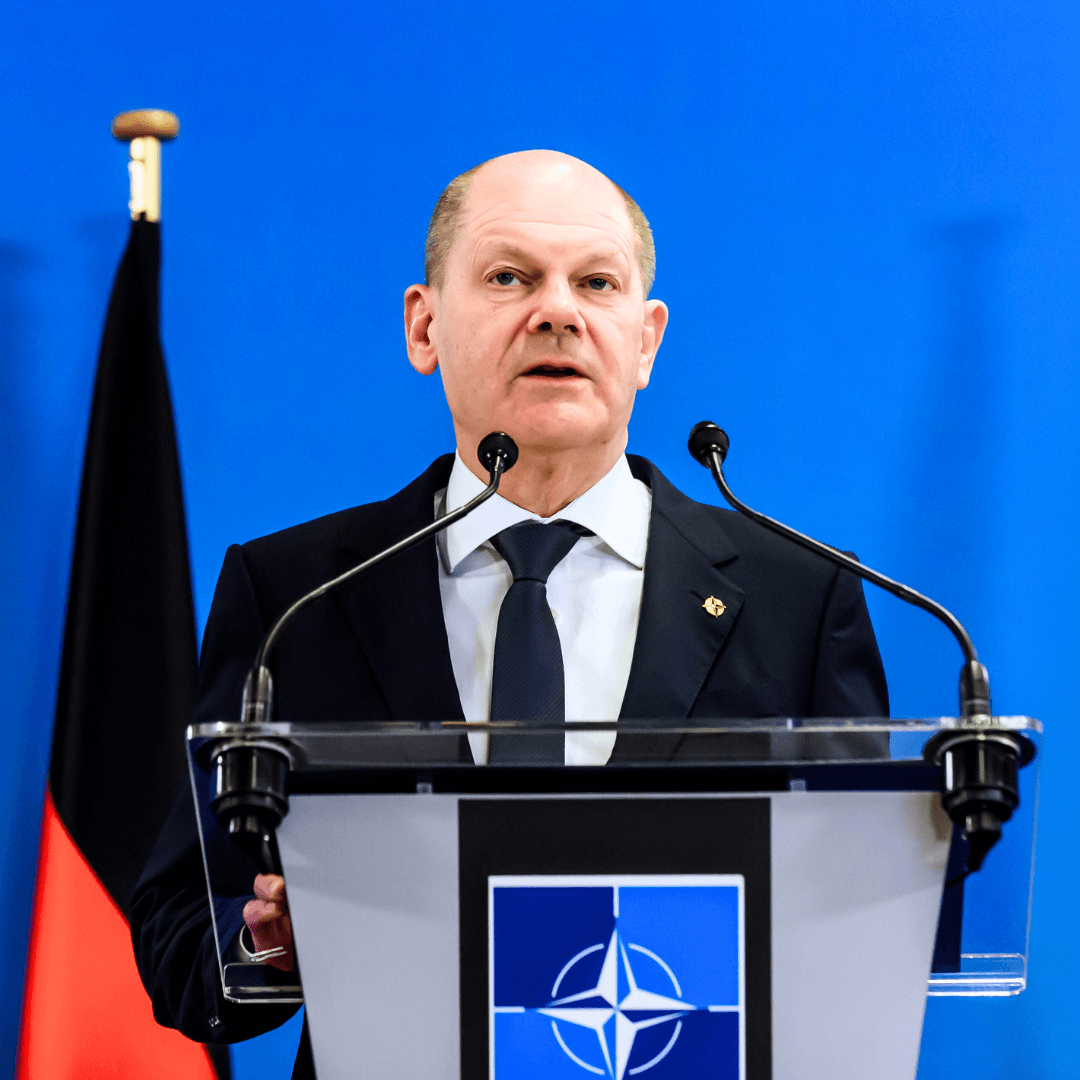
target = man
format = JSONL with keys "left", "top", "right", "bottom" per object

{"left": 131, "top": 151, "right": 888, "bottom": 1055}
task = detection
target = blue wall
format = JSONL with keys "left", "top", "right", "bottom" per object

{"left": 2, "top": 1, "right": 1078, "bottom": 1075}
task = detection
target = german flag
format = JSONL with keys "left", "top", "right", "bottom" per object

{"left": 16, "top": 218, "right": 228, "bottom": 1079}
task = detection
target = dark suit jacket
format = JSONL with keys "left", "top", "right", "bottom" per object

{"left": 130, "top": 453, "right": 888, "bottom": 1044}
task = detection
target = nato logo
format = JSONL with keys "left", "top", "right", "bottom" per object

{"left": 489, "top": 875, "right": 744, "bottom": 1080}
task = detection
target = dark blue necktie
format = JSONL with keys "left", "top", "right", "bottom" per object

{"left": 488, "top": 520, "right": 584, "bottom": 764}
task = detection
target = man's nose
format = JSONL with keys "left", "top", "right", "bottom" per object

{"left": 526, "top": 279, "right": 583, "bottom": 337}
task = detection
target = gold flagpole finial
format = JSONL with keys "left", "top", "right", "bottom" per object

{"left": 111, "top": 110, "right": 180, "bottom": 223}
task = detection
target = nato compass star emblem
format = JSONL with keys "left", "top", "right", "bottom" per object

{"left": 538, "top": 928, "right": 695, "bottom": 1079}
{"left": 490, "top": 876, "right": 745, "bottom": 1079}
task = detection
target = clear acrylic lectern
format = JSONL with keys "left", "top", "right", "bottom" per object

{"left": 187, "top": 716, "right": 1040, "bottom": 1080}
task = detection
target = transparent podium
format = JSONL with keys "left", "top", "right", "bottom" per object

{"left": 187, "top": 716, "right": 1040, "bottom": 1080}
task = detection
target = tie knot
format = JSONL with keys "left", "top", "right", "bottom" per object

{"left": 491, "top": 520, "right": 584, "bottom": 584}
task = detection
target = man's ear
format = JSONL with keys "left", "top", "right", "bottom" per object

{"left": 636, "top": 298, "right": 669, "bottom": 389}
{"left": 404, "top": 284, "right": 439, "bottom": 375}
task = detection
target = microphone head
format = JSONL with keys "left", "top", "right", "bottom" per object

{"left": 477, "top": 432, "right": 519, "bottom": 474}
{"left": 688, "top": 421, "right": 730, "bottom": 466}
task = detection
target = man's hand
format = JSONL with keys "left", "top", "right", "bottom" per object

{"left": 242, "top": 873, "right": 295, "bottom": 971}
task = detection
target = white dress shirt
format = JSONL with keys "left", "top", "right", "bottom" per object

{"left": 436, "top": 452, "right": 651, "bottom": 765}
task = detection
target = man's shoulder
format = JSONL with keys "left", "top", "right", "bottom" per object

{"left": 627, "top": 453, "right": 839, "bottom": 582}
{"left": 236, "top": 455, "right": 455, "bottom": 582}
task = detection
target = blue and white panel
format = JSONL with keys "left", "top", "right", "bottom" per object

{"left": 489, "top": 875, "right": 744, "bottom": 1080}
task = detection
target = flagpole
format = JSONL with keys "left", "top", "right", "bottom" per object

{"left": 111, "top": 109, "right": 180, "bottom": 222}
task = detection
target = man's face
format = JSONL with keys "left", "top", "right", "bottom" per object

{"left": 405, "top": 152, "right": 668, "bottom": 466}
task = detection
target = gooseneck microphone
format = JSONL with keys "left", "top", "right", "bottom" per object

{"left": 210, "top": 432, "right": 518, "bottom": 869}
{"left": 688, "top": 422, "right": 988, "bottom": 706}
{"left": 688, "top": 420, "right": 1033, "bottom": 872}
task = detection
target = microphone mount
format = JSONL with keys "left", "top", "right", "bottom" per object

{"left": 688, "top": 420, "right": 1034, "bottom": 872}
{"left": 210, "top": 432, "right": 519, "bottom": 870}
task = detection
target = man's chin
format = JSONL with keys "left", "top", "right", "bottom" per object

{"left": 499, "top": 408, "right": 621, "bottom": 457}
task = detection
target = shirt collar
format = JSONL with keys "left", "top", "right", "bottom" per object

{"left": 440, "top": 451, "right": 650, "bottom": 574}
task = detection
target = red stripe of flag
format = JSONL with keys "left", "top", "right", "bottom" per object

{"left": 18, "top": 793, "right": 218, "bottom": 1079}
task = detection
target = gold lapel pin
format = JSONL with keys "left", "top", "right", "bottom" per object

{"left": 702, "top": 596, "right": 726, "bottom": 618}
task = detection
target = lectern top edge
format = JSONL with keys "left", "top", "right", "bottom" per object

{"left": 189, "top": 714, "right": 1042, "bottom": 740}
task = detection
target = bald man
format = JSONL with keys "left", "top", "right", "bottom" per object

{"left": 131, "top": 152, "right": 888, "bottom": 1059}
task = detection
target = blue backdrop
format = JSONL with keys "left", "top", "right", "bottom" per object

{"left": 2, "top": 1, "right": 1077, "bottom": 1076}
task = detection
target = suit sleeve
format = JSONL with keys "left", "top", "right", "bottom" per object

{"left": 810, "top": 560, "right": 890, "bottom": 719}
{"left": 130, "top": 544, "right": 300, "bottom": 1043}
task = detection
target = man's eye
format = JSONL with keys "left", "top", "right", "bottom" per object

{"left": 587, "top": 277, "right": 614, "bottom": 291}
{"left": 493, "top": 272, "right": 520, "bottom": 286}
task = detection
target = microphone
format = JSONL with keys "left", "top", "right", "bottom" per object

{"left": 688, "top": 421, "right": 1033, "bottom": 872}
{"left": 210, "top": 433, "right": 518, "bottom": 868}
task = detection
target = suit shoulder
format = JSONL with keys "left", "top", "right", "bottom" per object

{"left": 629, "top": 454, "right": 841, "bottom": 582}
{"left": 241, "top": 501, "right": 381, "bottom": 562}
{"left": 235, "top": 455, "right": 454, "bottom": 590}
{"left": 684, "top": 496, "right": 832, "bottom": 571}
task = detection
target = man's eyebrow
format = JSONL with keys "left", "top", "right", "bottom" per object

{"left": 574, "top": 249, "right": 629, "bottom": 268}
{"left": 474, "top": 244, "right": 630, "bottom": 269}
{"left": 474, "top": 244, "right": 537, "bottom": 266}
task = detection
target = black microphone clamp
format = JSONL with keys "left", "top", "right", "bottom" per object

{"left": 688, "top": 420, "right": 1034, "bottom": 873}
{"left": 209, "top": 433, "right": 519, "bottom": 869}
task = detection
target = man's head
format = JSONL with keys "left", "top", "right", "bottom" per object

{"left": 424, "top": 160, "right": 657, "bottom": 297}
{"left": 404, "top": 150, "right": 668, "bottom": 496}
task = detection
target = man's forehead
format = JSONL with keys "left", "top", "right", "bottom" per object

{"left": 461, "top": 152, "right": 635, "bottom": 248}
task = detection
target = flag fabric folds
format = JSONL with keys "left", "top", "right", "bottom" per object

{"left": 17, "top": 219, "right": 228, "bottom": 1079}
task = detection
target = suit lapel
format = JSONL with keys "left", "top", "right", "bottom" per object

{"left": 333, "top": 457, "right": 466, "bottom": 722}
{"left": 618, "top": 459, "right": 745, "bottom": 742}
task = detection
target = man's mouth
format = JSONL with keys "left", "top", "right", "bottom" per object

{"left": 521, "top": 363, "right": 585, "bottom": 379}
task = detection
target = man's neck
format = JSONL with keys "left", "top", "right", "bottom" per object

{"left": 459, "top": 440, "right": 625, "bottom": 519}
